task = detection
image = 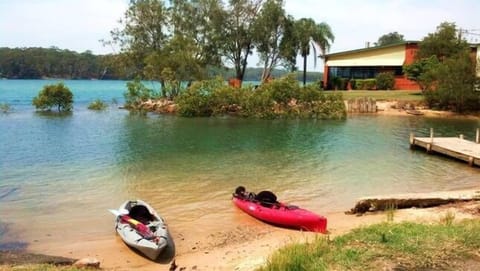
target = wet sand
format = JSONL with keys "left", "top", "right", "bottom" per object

{"left": 22, "top": 188, "right": 480, "bottom": 271}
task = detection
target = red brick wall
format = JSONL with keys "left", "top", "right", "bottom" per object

{"left": 395, "top": 76, "right": 420, "bottom": 90}
{"left": 404, "top": 43, "right": 418, "bottom": 65}
{"left": 323, "top": 65, "right": 329, "bottom": 89}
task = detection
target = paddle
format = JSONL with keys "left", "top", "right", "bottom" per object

{"left": 108, "top": 208, "right": 128, "bottom": 217}
{"left": 108, "top": 208, "right": 154, "bottom": 239}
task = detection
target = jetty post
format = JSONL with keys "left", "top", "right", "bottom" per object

{"left": 476, "top": 128, "right": 479, "bottom": 143}
{"left": 426, "top": 128, "right": 434, "bottom": 152}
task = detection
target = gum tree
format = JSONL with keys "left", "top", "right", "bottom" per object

{"left": 252, "top": 0, "right": 287, "bottom": 82}
{"left": 220, "top": 0, "right": 264, "bottom": 85}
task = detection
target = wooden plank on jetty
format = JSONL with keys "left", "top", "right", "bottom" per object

{"left": 410, "top": 128, "right": 480, "bottom": 167}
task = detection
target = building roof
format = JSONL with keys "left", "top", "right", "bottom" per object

{"left": 325, "top": 41, "right": 419, "bottom": 58}
{"left": 325, "top": 41, "right": 419, "bottom": 67}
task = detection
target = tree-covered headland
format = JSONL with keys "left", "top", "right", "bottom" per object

{"left": 0, "top": 47, "right": 322, "bottom": 82}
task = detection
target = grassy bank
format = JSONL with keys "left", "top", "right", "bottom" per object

{"left": 0, "top": 265, "right": 82, "bottom": 271}
{"left": 258, "top": 219, "right": 480, "bottom": 271}
{"left": 325, "top": 90, "right": 423, "bottom": 102}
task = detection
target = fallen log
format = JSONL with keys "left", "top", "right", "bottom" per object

{"left": 346, "top": 197, "right": 478, "bottom": 215}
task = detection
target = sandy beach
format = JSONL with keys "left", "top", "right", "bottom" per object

{"left": 376, "top": 101, "right": 480, "bottom": 119}
{"left": 21, "top": 188, "right": 480, "bottom": 271}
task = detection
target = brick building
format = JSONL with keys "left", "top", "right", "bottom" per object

{"left": 323, "top": 41, "right": 420, "bottom": 90}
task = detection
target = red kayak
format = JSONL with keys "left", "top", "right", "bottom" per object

{"left": 232, "top": 187, "right": 327, "bottom": 233}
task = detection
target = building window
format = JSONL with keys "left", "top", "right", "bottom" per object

{"left": 329, "top": 66, "right": 403, "bottom": 80}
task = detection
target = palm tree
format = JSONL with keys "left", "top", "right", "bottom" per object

{"left": 295, "top": 18, "right": 334, "bottom": 86}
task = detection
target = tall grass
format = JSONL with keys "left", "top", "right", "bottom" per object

{"left": 258, "top": 220, "right": 480, "bottom": 271}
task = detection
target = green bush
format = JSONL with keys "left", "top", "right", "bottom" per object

{"left": 175, "top": 75, "right": 346, "bottom": 119}
{"left": 427, "top": 52, "right": 479, "bottom": 112}
{"left": 299, "top": 84, "right": 321, "bottom": 103}
{"left": 175, "top": 77, "right": 224, "bottom": 117}
{"left": 376, "top": 72, "right": 395, "bottom": 90}
{"left": 87, "top": 99, "right": 108, "bottom": 110}
{"left": 355, "top": 79, "right": 377, "bottom": 90}
{"left": 0, "top": 102, "right": 11, "bottom": 113}
{"left": 124, "top": 78, "right": 155, "bottom": 110}
{"left": 257, "top": 73, "right": 299, "bottom": 104}
{"left": 32, "top": 82, "right": 73, "bottom": 112}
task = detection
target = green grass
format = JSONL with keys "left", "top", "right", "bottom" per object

{"left": 258, "top": 220, "right": 480, "bottom": 271}
{"left": 0, "top": 264, "right": 84, "bottom": 271}
{"left": 324, "top": 90, "right": 423, "bottom": 101}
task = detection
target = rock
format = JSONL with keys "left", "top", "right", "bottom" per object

{"left": 73, "top": 257, "right": 100, "bottom": 268}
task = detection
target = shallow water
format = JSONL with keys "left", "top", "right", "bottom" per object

{"left": 0, "top": 80, "right": 479, "bottom": 251}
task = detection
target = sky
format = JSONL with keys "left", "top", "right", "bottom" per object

{"left": 0, "top": 0, "right": 479, "bottom": 71}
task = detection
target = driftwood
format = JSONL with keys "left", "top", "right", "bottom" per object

{"left": 346, "top": 197, "right": 478, "bottom": 215}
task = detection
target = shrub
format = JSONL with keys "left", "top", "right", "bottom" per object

{"left": 376, "top": 72, "right": 395, "bottom": 90}
{"left": 257, "top": 73, "right": 300, "bottom": 104}
{"left": 88, "top": 99, "right": 108, "bottom": 110}
{"left": 433, "top": 52, "right": 479, "bottom": 112}
{"left": 175, "top": 75, "right": 347, "bottom": 120}
{"left": 175, "top": 77, "right": 224, "bottom": 117}
{"left": 32, "top": 82, "right": 73, "bottom": 112}
{"left": 355, "top": 79, "right": 376, "bottom": 90}
{"left": 124, "top": 78, "right": 155, "bottom": 110}
{"left": 299, "top": 84, "right": 321, "bottom": 103}
{"left": 0, "top": 103, "right": 11, "bottom": 113}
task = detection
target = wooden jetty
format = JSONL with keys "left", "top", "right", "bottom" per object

{"left": 410, "top": 128, "right": 480, "bottom": 167}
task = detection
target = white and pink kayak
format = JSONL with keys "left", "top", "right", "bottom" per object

{"left": 232, "top": 195, "right": 327, "bottom": 233}
{"left": 109, "top": 200, "right": 170, "bottom": 260}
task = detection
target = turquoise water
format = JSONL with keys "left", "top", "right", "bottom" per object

{"left": 0, "top": 80, "right": 479, "bottom": 251}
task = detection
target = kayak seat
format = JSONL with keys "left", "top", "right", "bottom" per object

{"left": 129, "top": 205, "right": 154, "bottom": 224}
{"left": 233, "top": 186, "right": 256, "bottom": 200}
{"left": 255, "top": 191, "right": 277, "bottom": 208}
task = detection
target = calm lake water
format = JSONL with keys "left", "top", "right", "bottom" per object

{"left": 0, "top": 80, "right": 479, "bottom": 251}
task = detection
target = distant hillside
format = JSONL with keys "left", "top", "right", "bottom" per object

{"left": 211, "top": 67, "right": 323, "bottom": 83}
{"left": 0, "top": 47, "right": 323, "bottom": 82}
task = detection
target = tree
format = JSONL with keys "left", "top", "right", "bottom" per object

{"left": 108, "top": 0, "right": 170, "bottom": 79}
{"left": 404, "top": 21, "right": 479, "bottom": 112}
{"left": 220, "top": 0, "right": 264, "bottom": 85}
{"left": 278, "top": 15, "right": 298, "bottom": 72}
{"left": 32, "top": 82, "right": 73, "bottom": 112}
{"left": 252, "top": 0, "right": 287, "bottom": 82}
{"left": 375, "top": 32, "right": 404, "bottom": 46}
{"left": 295, "top": 18, "right": 334, "bottom": 86}
{"left": 147, "top": 0, "right": 225, "bottom": 96}
{"left": 427, "top": 51, "right": 478, "bottom": 112}
{"left": 403, "top": 56, "right": 440, "bottom": 91}
{"left": 416, "top": 22, "right": 469, "bottom": 61}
